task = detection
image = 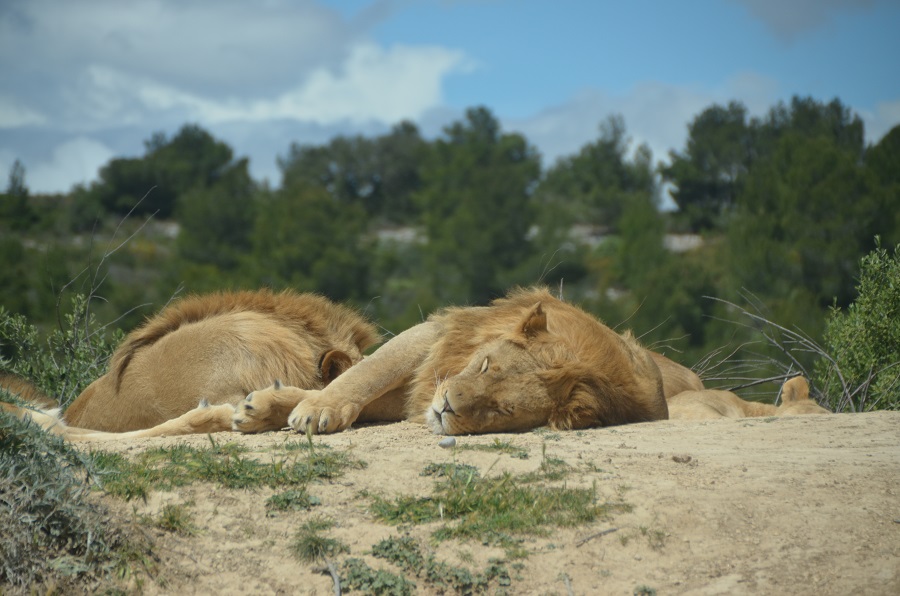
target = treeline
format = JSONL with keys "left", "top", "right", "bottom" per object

{"left": 1, "top": 97, "right": 898, "bottom": 385}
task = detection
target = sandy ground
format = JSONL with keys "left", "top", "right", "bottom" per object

{"left": 88, "top": 411, "right": 899, "bottom": 595}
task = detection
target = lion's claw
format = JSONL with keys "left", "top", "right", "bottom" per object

{"left": 288, "top": 401, "right": 359, "bottom": 435}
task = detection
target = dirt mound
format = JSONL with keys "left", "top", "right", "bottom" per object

{"left": 92, "top": 411, "right": 899, "bottom": 595}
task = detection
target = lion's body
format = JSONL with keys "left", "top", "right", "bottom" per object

{"left": 23, "top": 290, "right": 379, "bottom": 433}
{"left": 667, "top": 376, "right": 830, "bottom": 420}
{"left": 236, "top": 287, "right": 671, "bottom": 436}
{"left": 648, "top": 352, "right": 704, "bottom": 398}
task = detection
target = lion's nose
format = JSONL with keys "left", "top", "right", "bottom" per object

{"left": 441, "top": 390, "right": 455, "bottom": 415}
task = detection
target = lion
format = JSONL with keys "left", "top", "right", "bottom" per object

{"left": 667, "top": 376, "right": 831, "bottom": 420}
{"left": 1, "top": 289, "right": 380, "bottom": 438}
{"left": 7, "top": 287, "right": 700, "bottom": 441}
{"left": 230, "top": 287, "right": 671, "bottom": 436}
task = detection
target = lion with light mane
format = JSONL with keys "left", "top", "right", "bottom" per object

{"left": 231, "top": 287, "right": 671, "bottom": 436}
{"left": 667, "top": 376, "right": 831, "bottom": 420}
{"left": 7, "top": 287, "right": 695, "bottom": 440}
{"left": 1, "top": 289, "right": 379, "bottom": 439}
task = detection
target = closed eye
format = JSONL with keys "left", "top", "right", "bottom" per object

{"left": 480, "top": 357, "right": 489, "bottom": 374}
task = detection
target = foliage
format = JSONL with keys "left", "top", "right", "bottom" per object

{"left": 815, "top": 240, "right": 900, "bottom": 411}
{"left": 0, "top": 407, "right": 140, "bottom": 588}
{"left": 340, "top": 557, "right": 417, "bottom": 595}
{"left": 368, "top": 535, "right": 511, "bottom": 594}
{"left": 415, "top": 106, "right": 541, "bottom": 305}
{"left": 0, "top": 295, "right": 123, "bottom": 409}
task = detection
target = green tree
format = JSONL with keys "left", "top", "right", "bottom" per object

{"left": 278, "top": 121, "right": 426, "bottom": 224}
{"left": 0, "top": 160, "right": 35, "bottom": 231}
{"left": 415, "top": 106, "right": 541, "bottom": 305}
{"left": 727, "top": 130, "right": 877, "bottom": 312}
{"left": 175, "top": 158, "right": 258, "bottom": 271}
{"left": 660, "top": 101, "right": 751, "bottom": 231}
{"left": 88, "top": 124, "right": 235, "bottom": 218}
{"left": 540, "top": 115, "right": 654, "bottom": 231}
{"left": 249, "top": 183, "right": 371, "bottom": 301}
{"left": 864, "top": 124, "right": 900, "bottom": 246}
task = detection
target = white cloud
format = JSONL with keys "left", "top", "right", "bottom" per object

{"left": 21, "top": 138, "right": 115, "bottom": 194}
{"left": 507, "top": 72, "right": 781, "bottom": 170}
{"left": 0, "top": 95, "right": 47, "bottom": 128}
{"left": 0, "top": 0, "right": 359, "bottom": 94}
{"left": 861, "top": 99, "right": 900, "bottom": 145}
{"left": 63, "top": 43, "right": 469, "bottom": 130}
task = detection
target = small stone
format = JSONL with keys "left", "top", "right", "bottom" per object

{"left": 672, "top": 454, "right": 692, "bottom": 463}
{"left": 439, "top": 437, "right": 456, "bottom": 448}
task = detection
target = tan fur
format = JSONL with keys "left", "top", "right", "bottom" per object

{"left": 667, "top": 376, "right": 831, "bottom": 420}
{"left": 235, "top": 287, "right": 669, "bottom": 436}
{"left": 1, "top": 290, "right": 379, "bottom": 440}
{"left": 649, "top": 352, "right": 704, "bottom": 398}
{"left": 0, "top": 373, "right": 58, "bottom": 409}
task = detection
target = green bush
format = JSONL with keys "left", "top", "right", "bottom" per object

{"left": 815, "top": 239, "right": 900, "bottom": 411}
{"left": 0, "top": 407, "right": 126, "bottom": 588}
{"left": 0, "top": 294, "right": 122, "bottom": 409}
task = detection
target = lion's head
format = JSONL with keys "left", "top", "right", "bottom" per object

{"left": 778, "top": 376, "right": 831, "bottom": 416}
{"left": 424, "top": 299, "right": 667, "bottom": 435}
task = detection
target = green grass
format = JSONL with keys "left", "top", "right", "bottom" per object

{"left": 266, "top": 487, "right": 322, "bottom": 514}
{"left": 92, "top": 435, "right": 363, "bottom": 501}
{"left": 457, "top": 438, "right": 529, "bottom": 459}
{"left": 290, "top": 517, "right": 349, "bottom": 563}
{"left": 367, "top": 460, "right": 627, "bottom": 548}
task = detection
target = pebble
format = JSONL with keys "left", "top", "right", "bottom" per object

{"left": 439, "top": 437, "right": 456, "bottom": 449}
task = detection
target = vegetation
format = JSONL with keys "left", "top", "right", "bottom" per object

{"left": 815, "top": 240, "right": 900, "bottom": 412}
{"left": 3, "top": 96, "right": 896, "bottom": 405}
{"left": 0, "top": 406, "right": 146, "bottom": 589}
{"left": 367, "top": 458, "right": 626, "bottom": 550}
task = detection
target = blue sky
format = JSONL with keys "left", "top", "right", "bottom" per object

{"left": 1, "top": 0, "right": 898, "bottom": 196}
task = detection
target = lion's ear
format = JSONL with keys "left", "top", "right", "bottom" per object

{"left": 518, "top": 302, "right": 548, "bottom": 339}
{"left": 780, "top": 376, "right": 809, "bottom": 403}
{"left": 320, "top": 350, "right": 354, "bottom": 385}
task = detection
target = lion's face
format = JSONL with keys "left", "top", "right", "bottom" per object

{"left": 426, "top": 337, "right": 555, "bottom": 435}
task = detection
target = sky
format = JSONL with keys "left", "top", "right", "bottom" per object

{"left": 1, "top": 0, "right": 898, "bottom": 196}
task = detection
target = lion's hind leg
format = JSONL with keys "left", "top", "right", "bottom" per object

{"left": 67, "top": 401, "right": 237, "bottom": 441}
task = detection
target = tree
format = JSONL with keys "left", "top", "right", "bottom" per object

{"left": 726, "top": 130, "right": 877, "bottom": 322}
{"left": 175, "top": 158, "right": 258, "bottom": 271}
{"left": 89, "top": 124, "right": 235, "bottom": 218}
{"left": 864, "top": 124, "right": 900, "bottom": 246}
{"left": 661, "top": 102, "right": 752, "bottom": 231}
{"left": 0, "top": 160, "right": 35, "bottom": 231}
{"left": 278, "top": 121, "right": 426, "bottom": 224}
{"left": 249, "top": 182, "right": 371, "bottom": 302}
{"left": 415, "top": 106, "right": 541, "bottom": 305}
{"left": 539, "top": 115, "right": 655, "bottom": 231}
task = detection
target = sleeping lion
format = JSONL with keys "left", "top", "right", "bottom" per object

{"left": 667, "top": 376, "right": 831, "bottom": 420}
{"left": 6, "top": 287, "right": 696, "bottom": 440}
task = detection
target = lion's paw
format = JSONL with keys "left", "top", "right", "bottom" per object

{"left": 232, "top": 381, "right": 307, "bottom": 433}
{"left": 288, "top": 399, "right": 360, "bottom": 435}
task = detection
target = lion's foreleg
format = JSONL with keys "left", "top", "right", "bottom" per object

{"left": 288, "top": 321, "right": 441, "bottom": 434}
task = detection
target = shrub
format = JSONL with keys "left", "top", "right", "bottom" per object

{"left": 815, "top": 239, "right": 900, "bottom": 411}
{"left": 0, "top": 294, "right": 123, "bottom": 409}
